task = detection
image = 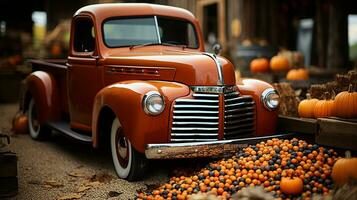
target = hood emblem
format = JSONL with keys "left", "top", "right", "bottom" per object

{"left": 203, "top": 53, "right": 224, "bottom": 85}
{"left": 191, "top": 85, "right": 238, "bottom": 94}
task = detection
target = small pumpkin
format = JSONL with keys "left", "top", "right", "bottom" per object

{"left": 12, "top": 113, "right": 28, "bottom": 134}
{"left": 51, "top": 43, "right": 62, "bottom": 56}
{"left": 250, "top": 58, "right": 270, "bottom": 73}
{"left": 331, "top": 151, "right": 357, "bottom": 187}
{"left": 333, "top": 84, "right": 357, "bottom": 118}
{"left": 314, "top": 92, "right": 334, "bottom": 118}
{"left": 270, "top": 55, "right": 290, "bottom": 72}
{"left": 280, "top": 177, "right": 303, "bottom": 195}
{"left": 286, "top": 68, "right": 309, "bottom": 80}
{"left": 298, "top": 93, "right": 318, "bottom": 118}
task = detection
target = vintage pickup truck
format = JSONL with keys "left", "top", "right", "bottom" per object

{"left": 19, "top": 3, "right": 282, "bottom": 180}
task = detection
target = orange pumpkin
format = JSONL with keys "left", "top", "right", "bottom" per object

{"left": 280, "top": 177, "right": 303, "bottom": 195}
{"left": 331, "top": 151, "right": 357, "bottom": 187}
{"left": 333, "top": 84, "right": 357, "bottom": 118}
{"left": 314, "top": 93, "right": 334, "bottom": 118}
{"left": 298, "top": 93, "right": 318, "bottom": 118}
{"left": 250, "top": 58, "right": 270, "bottom": 73}
{"left": 12, "top": 113, "right": 28, "bottom": 134}
{"left": 51, "top": 43, "right": 62, "bottom": 56}
{"left": 286, "top": 68, "right": 309, "bottom": 80}
{"left": 270, "top": 55, "right": 290, "bottom": 72}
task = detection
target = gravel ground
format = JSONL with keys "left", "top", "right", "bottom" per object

{"left": 0, "top": 103, "right": 189, "bottom": 200}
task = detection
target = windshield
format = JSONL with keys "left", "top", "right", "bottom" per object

{"left": 103, "top": 16, "right": 199, "bottom": 48}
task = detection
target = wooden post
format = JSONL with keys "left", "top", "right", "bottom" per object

{"left": 269, "top": 0, "right": 279, "bottom": 47}
{"left": 327, "top": 0, "right": 349, "bottom": 70}
{"left": 315, "top": 0, "right": 328, "bottom": 68}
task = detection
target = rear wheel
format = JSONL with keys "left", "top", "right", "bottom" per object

{"left": 110, "top": 118, "right": 147, "bottom": 181}
{"left": 28, "top": 99, "right": 49, "bottom": 140}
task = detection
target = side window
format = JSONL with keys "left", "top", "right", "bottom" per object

{"left": 73, "top": 18, "right": 95, "bottom": 53}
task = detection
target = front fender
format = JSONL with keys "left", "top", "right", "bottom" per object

{"left": 92, "top": 80, "right": 190, "bottom": 152}
{"left": 237, "top": 78, "right": 278, "bottom": 136}
{"left": 25, "top": 71, "right": 60, "bottom": 123}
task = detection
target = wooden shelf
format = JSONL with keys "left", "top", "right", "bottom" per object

{"left": 277, "top": 115, "right": 357, "bottom": 151}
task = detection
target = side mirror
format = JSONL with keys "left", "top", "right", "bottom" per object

{"left": 212, "top": 43, "right": 222, "bottom": 55}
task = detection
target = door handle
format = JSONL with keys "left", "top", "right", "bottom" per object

{"left": 91, "top": 55, "right": 99, "bottom": 59}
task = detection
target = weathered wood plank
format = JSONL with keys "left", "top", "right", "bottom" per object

{"left": 316, "top": 118, "right": 357, "bottom": 150}
{"left": 277, "top": 115, "right": 317, "bottom": 135}
{"left": 0, "top": 177, "right": 18, "bottom": 198}
{"left": 0, "top": 152, "right": 17, "bottom": 178}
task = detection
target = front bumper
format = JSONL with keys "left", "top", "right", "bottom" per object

{"left": 145, "top": 133, "right": 294, "bottom": 159}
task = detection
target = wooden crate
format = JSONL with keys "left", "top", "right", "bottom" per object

{"left": 277, "top": 115, "right": 317, "bottom": 135}
{"left": 277, "top": 115, "right": 357, "bottom": 151}
{"left": 316, "top": 118, "right": 357, "bottom": 151}
{"left": 0, "top": 152, "right": 18, "bottom": 198}
{"left": 0, "top": 177, "right": 18, "bottom": 198}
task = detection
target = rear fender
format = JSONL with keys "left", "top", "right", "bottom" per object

{"left": 236, "top": 78, "right": 278, "bottom": 136}
{"left": 92, "top": 80, "right": 190, "bottom": 152}
{"left": 25, "top": 71, "right": 60, "bottom": 123}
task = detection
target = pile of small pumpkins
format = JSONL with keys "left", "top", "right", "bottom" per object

{"left": 250, "top": 51, "right": 308, "bottom": 81}
{"left": 298, "top": 84, "right": 357, "bottom": 119}
{"left": 136, "top": 138, "right": 351, "bottom": 200}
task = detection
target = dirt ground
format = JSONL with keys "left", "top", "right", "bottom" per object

{"left": 0, "top": 103, "right": 191, "bottom": 200}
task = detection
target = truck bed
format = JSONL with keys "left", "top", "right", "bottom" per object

{"left": 28, "top": 59, "right": 69, "bottom": 114}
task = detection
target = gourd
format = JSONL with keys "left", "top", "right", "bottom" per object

{"left": 298, "top": 93, "right": 318, "bottom": 118}
{"left": 280, "top": 177, "right": 303, "bottom": 195}
{"left": 331, "top": 151, "right": 357, "bottom": 187}
{"left": 333, "top": 84, "right": 357, "bottom": 118}
{"left": 250, "top": 58, "right": 270, "bottom": 73}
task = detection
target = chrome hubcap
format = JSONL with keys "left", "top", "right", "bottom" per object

{"left": 115, "top": 128, "right": 129, "bottom": 168}
{"left": 31, "top": 104, "right": 40, "bottom": 132}
{"left": 118, "top": 137, "right": 128, "bottom": 158}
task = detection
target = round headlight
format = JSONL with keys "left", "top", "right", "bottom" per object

{"left": 142, "top": 91, "right": 165, "bottom": 115}
{"left": 261, "top": 88, "right": 280, "bottom": 110}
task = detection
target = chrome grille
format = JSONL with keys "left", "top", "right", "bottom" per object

{"left": 224, "top": 92, "right": 255, "bottom": 139}
{"left": 170, "top": 93, "right": 219, "bottom": 142}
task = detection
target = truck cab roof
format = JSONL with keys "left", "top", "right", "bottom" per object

{"left": 74, "top": 3, "right": 196, "bottom": 23}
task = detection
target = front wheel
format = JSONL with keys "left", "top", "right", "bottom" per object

{"left": 28, "top": 98, "right": 49, "bottom": 140}
{"left": 110, "top": 118, "right": 147, "bottom": 181}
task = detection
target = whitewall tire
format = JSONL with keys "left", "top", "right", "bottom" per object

{"left": 28, "top": 99, "right": 47, "bottom": 139}
{"left": 110, "top": 117, "right": 147, "bottom": 181}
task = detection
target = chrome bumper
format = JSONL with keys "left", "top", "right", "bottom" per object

{"left": 145, "top": 133, "right": 293, "bottom": 159}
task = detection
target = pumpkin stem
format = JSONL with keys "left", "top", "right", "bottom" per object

{"left": 306, "top": 93, "right": 311, "bottom": 100}
{"left": 348, "top": 84, "right": 353, "bottom": 93}
{"left": 345, "top": 150, "right": 351, "bottom": 158}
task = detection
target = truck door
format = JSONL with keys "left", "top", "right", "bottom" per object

{"left": 67, "top": 15, "right": 99, "bottom": 130}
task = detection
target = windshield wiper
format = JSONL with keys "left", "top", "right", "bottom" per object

{"left": 129, "top": 42, "right": 160, "bottom": 50}
{"left": 161, "top": 42, "right": 187, "bottom": 49}
{"left": 129, "top": 42, "right": 188, "bottom": 50}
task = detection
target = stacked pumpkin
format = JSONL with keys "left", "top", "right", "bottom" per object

{"left": 250, "top": 56, "right": 290, "bottom": 73}
{"left": 298, "top": 84, "right": 357, "bottom": 119}
{"left": 250, "top": 53, "right": 309, "bottom": 81}
{"left": 286, "top": 69, "right": 309, "bottom": 81}
{"left": 137, "top": 138, "right": 338, "bottom": 200}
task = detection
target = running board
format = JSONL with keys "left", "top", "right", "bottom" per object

{"left": 47, "top": 121, "right": 92, "bottom": 143}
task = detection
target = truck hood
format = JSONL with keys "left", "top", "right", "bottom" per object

{"left": 101, "top": 49, "right": 236, "bottom": 86}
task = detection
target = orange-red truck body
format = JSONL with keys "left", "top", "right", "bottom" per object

{"left": 21, "top": 3, "right": 278, "bottom": 156}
